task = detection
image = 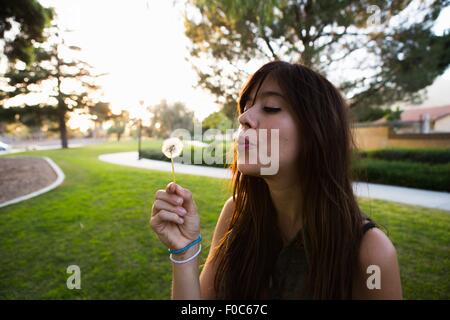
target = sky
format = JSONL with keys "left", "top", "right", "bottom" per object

{"left": 2, "top": 0, "right": 450, "bottom": 131}
{"left": 39, "top": 0, "right": 222, "bottom": 123}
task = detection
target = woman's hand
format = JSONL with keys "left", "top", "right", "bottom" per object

{"left": 150, "top": 182, "right": 200, "bottom": 251}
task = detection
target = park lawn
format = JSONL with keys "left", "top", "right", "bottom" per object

{"left": 0, "top": 139, "right": 448, "bottom": 299}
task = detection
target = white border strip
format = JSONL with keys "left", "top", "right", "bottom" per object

{"left": 0, "top": 157, "right": 65, "bottom": 208}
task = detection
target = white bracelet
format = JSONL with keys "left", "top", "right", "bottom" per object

{"left": 170, "top": 244, "right": 202, "bottom": 264}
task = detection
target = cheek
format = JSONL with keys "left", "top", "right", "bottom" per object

{"left": 274, "top": 120, "right": 299, "bottom": 165}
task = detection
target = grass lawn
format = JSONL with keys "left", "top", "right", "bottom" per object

{"left": 0, "top": 139, "right": 448, "bottom": 299}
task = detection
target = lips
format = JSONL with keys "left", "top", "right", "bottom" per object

{"left": 238, "top": 135, "right": 256, "bottom": 150}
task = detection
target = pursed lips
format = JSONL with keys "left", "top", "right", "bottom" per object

{"left": 238, "top": 136, "right": 257, "bottom": 150}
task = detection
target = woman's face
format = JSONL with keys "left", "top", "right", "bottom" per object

{"left": 237, "top": 75, "right": 300, "bottom": 177}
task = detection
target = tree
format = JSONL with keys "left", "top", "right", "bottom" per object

{"left": 350, "top": 104, "right": 386, "bottom": 122}
{"left": 148, "top": 100, "right": 195, "bottom": 138}
{"left": 384, "top": 106, "right": 402, "bottom": 121}
{"left": 89, "top": 101, "right": 112, "bottom": 138}
{"left": 184, "top": 0, "right": 450, "bottom": 119}
{"left": 0, "top": 104, "right": 60, "bottom": 137}
{"left": 202, "top": 110, "right": 233, "bottom": 133}
{"left": 0, "top": 23, "right": 104, "bottom": 148}
{"left": 107, "top": 111, "right": 128, "bottom": 141}
{"left": 0, "top": 0, "right": 54, "bottom": 65}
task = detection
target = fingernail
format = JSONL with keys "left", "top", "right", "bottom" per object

{"left": 178, "top": 207, "right": 187, "bottom": 215}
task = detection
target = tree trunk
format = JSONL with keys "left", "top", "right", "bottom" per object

{"left": 58, "top": 103, "right": 68, "bottom": 149}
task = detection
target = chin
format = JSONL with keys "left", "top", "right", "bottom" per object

{"left": 237, "top": 162, "right": 262, "bottom": 176}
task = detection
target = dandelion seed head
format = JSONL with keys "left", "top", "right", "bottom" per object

{"left": 162, "top": 137, "right": 183, "bottom": 159}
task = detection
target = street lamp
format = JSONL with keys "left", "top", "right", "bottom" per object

{"left": 137, "top": 100, "right": 144, "bottom": 160}
{"left": 138, "top": 118, "right": 142, "bottom": 160}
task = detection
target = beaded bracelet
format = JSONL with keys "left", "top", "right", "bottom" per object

{"left": 168, "top": 234, "right": 202, "bottom": 255}
{"left": 170, "top": 244, "right": 202, "bottom": 264}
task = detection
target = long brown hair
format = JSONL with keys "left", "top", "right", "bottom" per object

{"left": 210, "top": 61, "right": 366, "bottom": 299}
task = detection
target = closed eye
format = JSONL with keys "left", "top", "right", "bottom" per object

{"left": 263, "top": 106, "right": 281, "bottom": 113}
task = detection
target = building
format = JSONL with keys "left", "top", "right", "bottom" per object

{"left": 400, "top": 105, "right": 450, "bottom": 133}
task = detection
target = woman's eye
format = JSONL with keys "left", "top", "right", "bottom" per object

{"left": 263, "top": 106, "right": 281, "bottom": 113}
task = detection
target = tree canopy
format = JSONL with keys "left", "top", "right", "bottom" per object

{"left": 0, "top": 23, "right": 105, "bottom": 147}
{"left": 184, "top": 0, "right": 450, "bottom": 119}
{"left": 0, "top": 0, "right": 54, "bottom": 64}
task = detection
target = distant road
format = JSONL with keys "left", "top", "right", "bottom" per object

{"left": 0, "top": 138, "right": 108, "bottom": 154}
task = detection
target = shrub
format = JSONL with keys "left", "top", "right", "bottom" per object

{"left": 140, "top": 142, "right": 233, "bottom": 169}
{"left": 365, "top": 148, "right": 450, "bottom": 164}
{"left": 353, "top": 158, "right": 450, "bottom": 192}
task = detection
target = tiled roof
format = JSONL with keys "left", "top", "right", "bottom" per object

{"left": 400, "top": 105, "right": 450, "bottom": 121}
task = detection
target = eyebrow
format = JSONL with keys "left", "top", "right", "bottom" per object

{"left": 247, "top": 90, "right": 286, "bottom": 103}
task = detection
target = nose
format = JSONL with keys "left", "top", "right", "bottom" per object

{"left": 238, "top": 106, "right": 258, "bottom": 129}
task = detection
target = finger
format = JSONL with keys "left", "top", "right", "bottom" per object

{"left": 166, "top": 182, "right": 177, "bottom": 194}
{"left": 154, "top": 199, "right": 187, "bottom": 217}
{"left": 155, "top": 189, "right": 183, "bottom": 206}
{"left": 172, "top": 184, "right": 196, "bottom": 214}
{"left": 157, "top": 210, "right": 184, "bottom": 225}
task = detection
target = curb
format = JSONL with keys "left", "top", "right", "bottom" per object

{"left": 0, "top": 157, "right": 65, "bottom": 209}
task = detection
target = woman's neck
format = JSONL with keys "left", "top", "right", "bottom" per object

{"left": 264, "top": 172, "right": 303, "bottom": 243}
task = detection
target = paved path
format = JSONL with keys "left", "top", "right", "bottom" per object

{"left": 99, "top": 152, "right": 230, "bottom": 179}
{"left": 99, "top": 151, "right": 450, "bottom": 212}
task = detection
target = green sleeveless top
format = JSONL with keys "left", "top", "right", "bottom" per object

{"left": 266, "top": 228, "right": 310, "bottom": 299}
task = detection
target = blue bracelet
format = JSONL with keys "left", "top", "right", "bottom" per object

{"left": 168, "top": 234, "right": 202, "bottom": 255}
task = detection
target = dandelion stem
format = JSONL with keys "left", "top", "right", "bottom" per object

{"left": 171, "top": 158, "right": 176, "bottom": 183}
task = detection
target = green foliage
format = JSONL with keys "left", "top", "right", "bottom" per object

{"left": 384, "top": 106, "right": 402, "bottom": 121}
{"left": 354, "top": 148, "right": 450, "bottom": 192}
{"left": 90, "top": 102, "right": 112, "bottom": 123}
{"left": 140, "top": 140, "right": 233, "bottom": 168}
{"left": 0, "top": 0, "right": 54, "bottom": 64}
{"left": 107, "top": 123, "right": 125, "bottom": 141}
{"left": 363, "top": 148, "right": 450, "bottom": 164}
{"left": 0, "top": 23, "right": 104, "bottom": 147}
{"left": 0, "top": 104, "right": 59, "bottom": 126}
{"left": 350, "top": 105, "right": 403, "bottom": 122}
{"left": 350, "top": 105, "right": 387, "bottom": 122}
{"left": 202, "top": 110, "right": 233, "bottom": 132}
{"left": 184, "top": 0, "right": 450, "bottom": 118}
{"left": 147, "top": 100, "right": 196, "bottom": 138}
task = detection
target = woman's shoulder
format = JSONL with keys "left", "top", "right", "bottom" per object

{"left": 354, "top": 222, "right": 402, "bottom": 298}
{"left": 359, "top": 219, "right": 396, "bottom": 265}
{"left": 219, "top": 197, "right": 235, "bottom": 228}
{"left": 223, "top": 196, "right": 236, "bottom": 212}
{"left": 360, "top": 226, "right": 396, "bottom": 261}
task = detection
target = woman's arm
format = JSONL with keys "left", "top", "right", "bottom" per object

{"left": 352, "top": 228, "right": 403, "bottom": 299}
{"left": 171, "top": 196, "right": 235, "bottom": 299}
{"left": 171, "top": 243, "right": 202, "bottom": 299}
{"left": 150, "top": 182, "right": 201, "bottom": 300}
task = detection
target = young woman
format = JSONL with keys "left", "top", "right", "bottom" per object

{"left": 150, "top": 61, "right": 402, "bottom": 299}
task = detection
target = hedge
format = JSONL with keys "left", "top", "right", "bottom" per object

{"left": 141, "top": 144, "right": 450, "bottom": 192}
{"left": 359, "top": 148, "right": 450, "bottom": 165}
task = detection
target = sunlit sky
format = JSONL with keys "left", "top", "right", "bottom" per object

{"left": 39, "top": 0, "right": 222, "bottom": 123}
{"left": 2, "top": 0, "right": 450, "bottom": 132}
